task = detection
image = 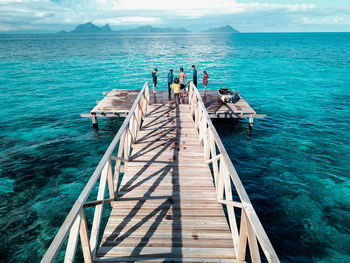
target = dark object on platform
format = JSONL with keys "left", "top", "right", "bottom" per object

{"left": 218, "top": 87, "right": 240, "bottom": 103}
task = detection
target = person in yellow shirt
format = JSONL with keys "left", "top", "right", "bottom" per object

{"left": 171, "top": 77, "right": 180, "bottom": 104}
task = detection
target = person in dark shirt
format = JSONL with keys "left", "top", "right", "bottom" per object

{"left": 152, "top": 68, "right": 157, "bottom": 93}
{"left": 192, "top": 65, "right": 197, "bottom": 87}
{"left": 167, "top": 69, "right": 174, "bottom": 97}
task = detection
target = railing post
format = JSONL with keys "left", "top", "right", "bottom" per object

{"left": 217, "top": 160, "right": 225, "bottom": 200}
{"left": 79, "top": 209, "right": 93, "bottom": 263}
{"left": 223, "top": 168, "right": 240, "bottom": 256}
{"left": 246, "top": 212, "right": 261, "bottom": 263}
{"left": 125, "top": 126, "right": 131, "bottom": 157}
{"left": 145, "top": 82, "right": 150, "bottom": 105}
{"left": 89, "top": 162, "right": 108, "bottom": 259}
{"left": 204, "top": 124, "right": 210, "bottom": 161}
{"left": 114, "top": 131, "right": 125, "bottom": 190}
{"left": 238, "top": 209, "right": 248, "bottom": 261}
{"left": 106, "top": 158, "right": 115, "bottom": 203}
{"left": 64, "top": 212, "right": 82, "bottom": 263}
{"left": 209, "top": 132, "right": 219, "bottom": 185}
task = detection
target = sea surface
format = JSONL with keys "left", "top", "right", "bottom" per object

{"left": 0, "top": 32, "right": 349, "bottom": 262}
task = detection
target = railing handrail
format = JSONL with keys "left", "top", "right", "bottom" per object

{"left": 189, "top": 82, "right": 279, "bottom": 263}
{"left": 41, "top": 82, "right": 149, "bottom": 263}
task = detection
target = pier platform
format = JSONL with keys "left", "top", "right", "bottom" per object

{"left": 81, "top": 88, "right": 266, "bottom": 128}
{"left": 43, "top": 83, "right": 278, "bottom": 263}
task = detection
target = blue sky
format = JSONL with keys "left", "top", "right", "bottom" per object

{"left": 0, "top": 0, "right": 349, "bottom": 32}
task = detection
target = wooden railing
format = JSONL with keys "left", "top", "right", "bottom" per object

{"left": 188, "top": 83, "right": 279, "bottom": 263}
{"left": 41, "top": 82, "right": 150, "bottom": 263}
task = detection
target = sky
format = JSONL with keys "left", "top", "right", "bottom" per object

{"left": 0, "top": 0, "right": 349, "bottom": 32}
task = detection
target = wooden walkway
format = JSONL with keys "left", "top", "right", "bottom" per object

{"left": 42, "top": 82, "right": 279, "bottom": 263}
{"left": 96, "top": 103, "right": 236, "bottom": 262}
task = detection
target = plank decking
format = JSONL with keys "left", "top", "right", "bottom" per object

{"left": 83, "top": 89, "right": 261, "bottom": 119}
{"left": 96, "top": 103, "right": 236, "bottom": 262}
{"left": 43, "top": 83, "right": 278, "bottom": 263}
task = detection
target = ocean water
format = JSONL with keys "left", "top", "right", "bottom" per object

{"left": 0, "top": 32, "right": 349, "bottom": 262}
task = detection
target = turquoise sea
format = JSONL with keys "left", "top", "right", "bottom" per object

{"left": 0, "top": 33, "right": 349, "bottom": 262}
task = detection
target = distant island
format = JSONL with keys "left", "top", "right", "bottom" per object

{"left": 60, "top": 22, "right": 189, "bottom": 34}
{"left": 119, "top": 25, "right": 188, "bottom": 33}
{"left": 58, "top": 22, "right": 239, "bottom": 34}
{"left": 203, "top": 25, "right": 240, "bottom": 33}
{"left": 68, "top": 22, "right": 112, "bottom": 33}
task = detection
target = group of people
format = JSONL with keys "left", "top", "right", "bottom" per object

{"left": 151, "top": 66, "right": 209, "bottom": 104}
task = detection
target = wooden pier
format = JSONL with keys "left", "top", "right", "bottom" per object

{"left": 81, "top": 88, "right": 266, "bottom": 129}
{"left": 42, "top": 83, "right": 278, "bottom": 263}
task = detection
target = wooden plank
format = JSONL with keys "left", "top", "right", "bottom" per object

{"left": 81, "top": 113, "right": 128, "bottom": 118}
{"left": 96, "top": 246, "right": 236, "bottom": 258}
{"left": 104, "top": 215, "right": 228, "bottom": 224}
{"left": 103, "top": 219, "right": 228, "bottom": 227}
{"left": 109, "top": 209, "right": 226, "bottom": 217}
{"left": 94, "top": 256, "right": 237, "bottom": 262}
{"left": 117, "top": 186, "right": 217, "bottom": 193}
{"left": 103, "top": 224, "right": 232, "bottom": 234}
{"left": 100, "top": 237, "right": 234, "bottom": 248}
{"left": 111, "top": 201, "right": 223, "bottom": 209}
{"left": 116, "top": 192, "right": 218, "bottom": 200}
{"left": 125, "top": 161, "right": 208, "bottom": 168}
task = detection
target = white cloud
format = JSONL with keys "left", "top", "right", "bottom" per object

{"left": 302, "top": 15, "right": 349, "bottom": 25}
{"left": 242, "top": 2, "right": 314, "bottom": 11}
{"left": 0, "top": 23, "right": 32, "bottom": 31}
{"left": 0, "top": 0, "right": 349, "bottom": 32}
{"left": 94, "top": 16, "right": 160, "bottom": 25}
{"left": 110, "top": 0, "right": 239, "bottom": 11}
{"left": 52, "top": 0, "right": 315, "bottom": 16}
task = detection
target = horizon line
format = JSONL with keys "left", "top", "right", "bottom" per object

{"left": 1, "top": 31, "right": 350, "bottom": 34}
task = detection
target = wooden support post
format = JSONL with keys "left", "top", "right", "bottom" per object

{"left": 79, "top": 209, "right": 93, "bottom": 263}
{"left": 124, "top": 128, "right": 131, "bottom": 159}
{"left": 91, "top": 113, "right": 98, "bottom": 129}
{"left": 114, "top": 132, "right": 126, "bottom": 190}
{"left": 223, "top": 171, "right": 240, "bottom": 256}
{"left": 106, "top": 158, "right": 115, "bottom": 205}
{"left": 249, "top": 114, "right": 254, "bottom": 130}
{"left": 145, "top": 83, "right": 150, "bottom": 105}
{"left": 89, "top": 162, "right": 108, "bottom": 259}
{"left": 209, "top": 133, "right": 219, "bottom": 185}
{"left": 246, "top": 213, "right": 261, "bottom": 263}
{"left": 216, "top": 161, "right": 225, "bottom": 200}
{"left": 238, "top": 209, "right": 248, "bottom": 261}
{"left": 204, "top": 128, "right": 210, "bottom": 161}
{"left": 64, "top": 212, "right": 82, "bottom": 263}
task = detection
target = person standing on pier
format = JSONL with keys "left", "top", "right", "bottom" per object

{"left": 179, "top": 67, "right": 187, "bottom": 89}
{"left": 192, "top": 65, "right": 197, "bottom": 87}
{"left": 167, "top": 69, "right": 174, "bottom": 97}
{"left": 172, "top": 77, "right": 181, "bottom": 104}
{"left": 203, "top": 71, "right": 209, "bottom": 92}
{"left": 152, "top": 68, "right": 158, "bottom": 93}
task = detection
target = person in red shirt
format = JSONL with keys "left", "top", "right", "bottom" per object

{"left": 203, "top": 71, "right": 209, "bottom": 92}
